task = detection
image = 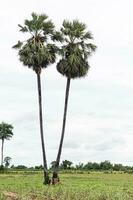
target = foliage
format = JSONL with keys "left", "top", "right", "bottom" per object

{"left": 60, "top": 160, "right": 133, "bottom": 171}
{"left": 7, "top": 160, "right": 133, "bottom": 172}
{"left": 100, "top": 160, "right": 113, "bottom": 170}
{"left": 57, "top": 20, "right": 96, "bottom": 79}
{"left": 0, "top": 122, "right": 13, "bottom": 140}
{"left": 4, "top": 157, "right": 12, "bottom": 168}
{"left": 13, "top": 12, "right": 60, "bottom": 74}
{"left": 0, "top": 165, "right": 4, "bottom": 171}
{"left": 11, "top": 165, "right": 27, "bottom": 170}
{"left": 35, "top": 165, "right": 44, "bottom": 170}
{"left": 60, "top": 160, "right": 73, "bottom": 169}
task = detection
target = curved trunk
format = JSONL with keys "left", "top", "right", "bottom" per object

{"left": 37, "top": 73, "right": 50, "bottom": 184}
{"left": 52, "top": 77, "right": 71, "bottom": 184}
{"left": 1, "top": 139, "right": 4, "bottom": 167}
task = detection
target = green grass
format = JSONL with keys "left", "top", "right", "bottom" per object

{"left": 0, "top": 172, "right": 133, "bottom": 199}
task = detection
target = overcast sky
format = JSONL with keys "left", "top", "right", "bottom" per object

{"left": 1, "top": 0, "right": 133, "bottom": 167}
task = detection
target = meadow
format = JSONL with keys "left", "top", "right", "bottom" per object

{"left": 0, "top": 171, "right": 133, "bottom": 199}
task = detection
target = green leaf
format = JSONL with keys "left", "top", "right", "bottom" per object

{"left": 52, "top": 31, "right": 64, "bottom": 42}
{"left": 12, "top": 41, "right": 23, "bottom": 49}
{"left": 18, "top": 24, "right": 28, "bottom": 32}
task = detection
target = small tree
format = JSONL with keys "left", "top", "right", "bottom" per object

{"left": 4, "top": 156, "right": 12, "bottom": 168}
{"left": 100, "top": 160, "right": 113, "bottom": 170}
{"left": 0, "top": 122, "right": 13, "bottom": 167}
{"left": 76, "top": 163, "right": 84, "bottom": 170}
{"left": 60, "top": 160, "right": 73, "bottom": 169}
{"left": 50, "top": 161, "right": 56, "bottom": 170}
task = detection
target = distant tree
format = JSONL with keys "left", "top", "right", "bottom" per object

{"left": 84, "top": 162, "right": 93, "bottom": 170}
{"left": 113, "top": 164, "right": 124, "bottom": 171}
{"left": 4, "top": 156, "right": 12, "bottom": 168}
{"left": 100, "top": 160, "right": 113, "bottom": 170}
{"left": 28, "top": 167, "right": 34, "bottom": 170}
{"left": 50, "top": 161, "right": 56, "bottom": 170}
{"left": 14, "top": 165, "right": 27, "bottom": 169}
{"left": 35, "top": 165, "right": 44, "bottom": 170}
{"left": 92, "top": 162, "right": 100, "bottom": 170}
{"left": 13, "top": 13, "right": 61, "bottom": 184}
{"left": 60, "top": 160, "right": 73, "bottom": 169}
{"left": 52, "top": 20, "right": 96, "bottom": 183}
{"left": 124, "top": 165, "right": 132, "bottom": 171}
{"left": 0, "top": 122, "right": 13, "bottom": 167}
{"left": 75, "top": 163, "right": 84, "bottom": 170}
{"left": 84, "top": 162, "right": 100, "bottom": 170}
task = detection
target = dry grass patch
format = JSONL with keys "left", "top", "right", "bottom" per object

{"left": 3, "top": 191, "right": 19, "bottom": 200}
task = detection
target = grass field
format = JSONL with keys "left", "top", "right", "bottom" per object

{"left": 0, "top": 172, "right": 133, "bottom": 199}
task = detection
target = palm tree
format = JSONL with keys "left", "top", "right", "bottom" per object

{"left": 0, "top": 122, "right": 13, "bottom": 167}
{"left": 52, "top": 20, "right": 96, "bottom": 183}
{"left": 4, "top": 156, "right": 12, "bottom": 168}
{"left": 13, "top": 13, "right": 61, "bottom": 184}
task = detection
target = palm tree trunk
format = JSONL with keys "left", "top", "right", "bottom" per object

{"left": 37, "top": 72, "right": 50, "bottom": 184}
{"left": 1, "top": 139, "right": 4, "bottom": 167}
{"left": 52, "top": 77, "right": 71, "bottom": 184}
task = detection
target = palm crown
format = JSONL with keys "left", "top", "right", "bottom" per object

{"left": 57, "top": 20, "right": 97, "bottom": 78}
{"left": 13, "top": 13, "right": 60, "bottom": 74}
{"left": 0, "top": 122, "right": 13, "bottom": 140}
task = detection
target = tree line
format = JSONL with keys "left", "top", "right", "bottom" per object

{"left": 3, "top": 160, "right": 133, "bottom": 172}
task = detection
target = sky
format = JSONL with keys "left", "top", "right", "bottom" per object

{"left": 0, "top": 0, "right": 133, "bottom": 167}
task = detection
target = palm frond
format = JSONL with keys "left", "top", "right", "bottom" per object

{"left": 51, "top": 31, "right": 64, "bottom": 42}
{"left": 37, "top": 13, "right": 48, "bottom": 21}
{"left": 88, "top": 43, "right": 97, "bottom": 52}
{"left": 12, "top": 41, "right": 23, "bottom": 49}
{"left": 43, "top": 20, "right": 55, "bottom": 34}
{"left": 81, "top": 31, "right": 93, "bottom": 40}
{"left": 72, "top": 20, "right": 86, "bottom": 32}
{"left": 18, "top": 24, "right": 28, "bottom": 32}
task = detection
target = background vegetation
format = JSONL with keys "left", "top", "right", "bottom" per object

{"left": 1, "top": 160, "right": 133, "bottom": 173}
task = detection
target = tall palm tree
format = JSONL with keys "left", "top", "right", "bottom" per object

{"left": 0, "top": 122, "right": 13, "bottom": 167}
{"left": 52, "top": 20, "right": 96, "bottom": 183}
{"left": 13, "top": 13, "right": 61, "bottom": 184}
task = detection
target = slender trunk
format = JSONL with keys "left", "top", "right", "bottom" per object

{"left": 37, "top": 72, "right": 50, "bottom": 184}
{"left": 52, "top": 77, "right": 71, "bottom": 184}
{"left": 1, "top": 139, "right": 4, "bottom": 167}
